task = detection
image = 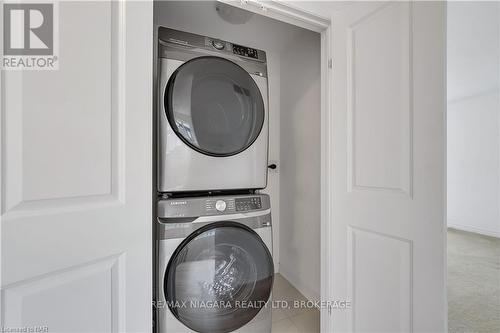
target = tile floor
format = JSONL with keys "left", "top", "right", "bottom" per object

{"left": 271, "top": 274, "right": 320, "bottom": 333}
{"left": 448, "top": 228, "right": 500, "bottom": 333}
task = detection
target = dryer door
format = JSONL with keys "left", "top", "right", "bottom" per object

{"left": 165, "top": 56, "right": 265, "bottom": 157}
{"left": 164, "top": 221, "right": 274, "bottom": 333}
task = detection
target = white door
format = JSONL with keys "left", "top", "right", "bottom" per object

{"left": 1, "top": 1, "right": 153, "bottom": 332}
{"left": 327, "top": 1, "right": 447, "bottom": 332}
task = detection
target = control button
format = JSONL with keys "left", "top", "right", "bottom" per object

{"left": 212, "top": 40, "right": 225, "bottom": 50}
{"left": 215, "top": 200, "right": 227, "bottom": 212}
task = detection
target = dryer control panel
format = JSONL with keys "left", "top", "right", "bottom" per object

{"left": 158, "top": 27, "right": 267, "bottom": 64}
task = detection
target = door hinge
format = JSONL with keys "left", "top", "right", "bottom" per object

{"left": 328, "top": 58, "right": 332, "bottom": 69}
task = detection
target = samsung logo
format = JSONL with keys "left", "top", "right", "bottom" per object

{"left": 170, "top": 201, "right": 187, "bottom": 206}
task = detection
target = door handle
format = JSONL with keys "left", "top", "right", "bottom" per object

{"left": 268, "top": 164, "right": 277, "bottom": 170}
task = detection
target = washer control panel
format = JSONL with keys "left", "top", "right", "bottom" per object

{"left": 158, "top": 194, "right": 270, "bottom": 219}
{"left": 204, "top": 196, "right": 263, "bottom": 214}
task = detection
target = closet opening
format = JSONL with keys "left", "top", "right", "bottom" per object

{"left": 153, "top": 1, "right": 322, "bottom": 332}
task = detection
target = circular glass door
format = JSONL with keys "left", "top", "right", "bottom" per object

{"left": 164, "top": 221, "right": 274, "bottom": 333}
{"left": 165, "top": 56, "right": 265, "bottom": 157}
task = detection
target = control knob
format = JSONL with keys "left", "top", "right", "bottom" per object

{"left": 215, "top": 200, "right": 227, "bottom": 212}
{"left": 212, "top": 40, "right": 225, "bottom": 50}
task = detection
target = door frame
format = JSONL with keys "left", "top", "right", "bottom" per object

{"left": 217, "top": 1, "right": 333, "bottom": 331}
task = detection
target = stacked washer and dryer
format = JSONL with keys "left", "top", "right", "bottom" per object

{"left": 155, "top": 27, "right": 274, "bottom": 333}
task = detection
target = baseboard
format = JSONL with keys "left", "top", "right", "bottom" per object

{"left": 278, "top": 264, "right": 320, "bottom": 303}
{"left": 448, "top": 220, "right": 500, "bottom": 238}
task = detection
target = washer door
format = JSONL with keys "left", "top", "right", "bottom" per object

{"left": 164, "top": 221, "right": 274, "bottom": 333}
{"left": 165, "top": 56, "right": 265, "bottom": 157}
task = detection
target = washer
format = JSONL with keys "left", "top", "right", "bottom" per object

{"left": 155, "top": 194, "right": 274, "bottom": 333}
{"left": 157, "top": 27, "right": 269, "bottom": 193}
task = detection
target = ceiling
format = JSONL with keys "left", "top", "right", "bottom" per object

{"left": 280, "top": 0, "right": 352, "bottom": 18}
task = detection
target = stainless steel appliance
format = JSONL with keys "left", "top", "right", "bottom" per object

{"left": 155, "top": 194, "right": 274, "bottom": 333}
{"left": 157, "top": 27, "right": 269, "bottom": 193}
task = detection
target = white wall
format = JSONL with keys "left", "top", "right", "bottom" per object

{"left": 447, "top": 2, "right": 500, "bottom": 237}
{"left": 154, "top": 2, "right": 322, "bottom": 288}
{"left": 278, "top": 31, "right": 321, "bottom": 302}
{"left": 448, "top": 92, "right": 500, "bottom": 236}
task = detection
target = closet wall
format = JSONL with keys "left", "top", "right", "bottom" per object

{"left": 154, "top": 0, "right": 321, "bottom": 301}
{"left": 279, "top": 33, "right": 321, "bottom": 302}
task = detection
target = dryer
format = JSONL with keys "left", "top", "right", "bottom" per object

{"left": 155, "top": 194, "right": 274, "bottom": 333}
{"left": 157, "top": 27, "right": 269, "bottom": 193}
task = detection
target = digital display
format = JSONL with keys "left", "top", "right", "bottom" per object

{"left": 235, "top": 197, "right": 262, "bottom": 211}
{"left": 233, "top": 44, "right": 259, "bottom": 59}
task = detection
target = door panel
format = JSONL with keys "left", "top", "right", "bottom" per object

{"left": 2, "top": 255, "right": 123, "bottom": 332}
{"left": 330, "top": 1, "right": 446, "bottom": 332}
{"left": 347, "top": 227, "right": 412, "bottom": 332}
{"left": 346, "top": 1, "right": 412, "bottom": 195}
{"left": 1, "top": 1, "right": 152, "bottom": 332}
{"left": 2, "top": 0, "right": 117, "bottom": 220}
